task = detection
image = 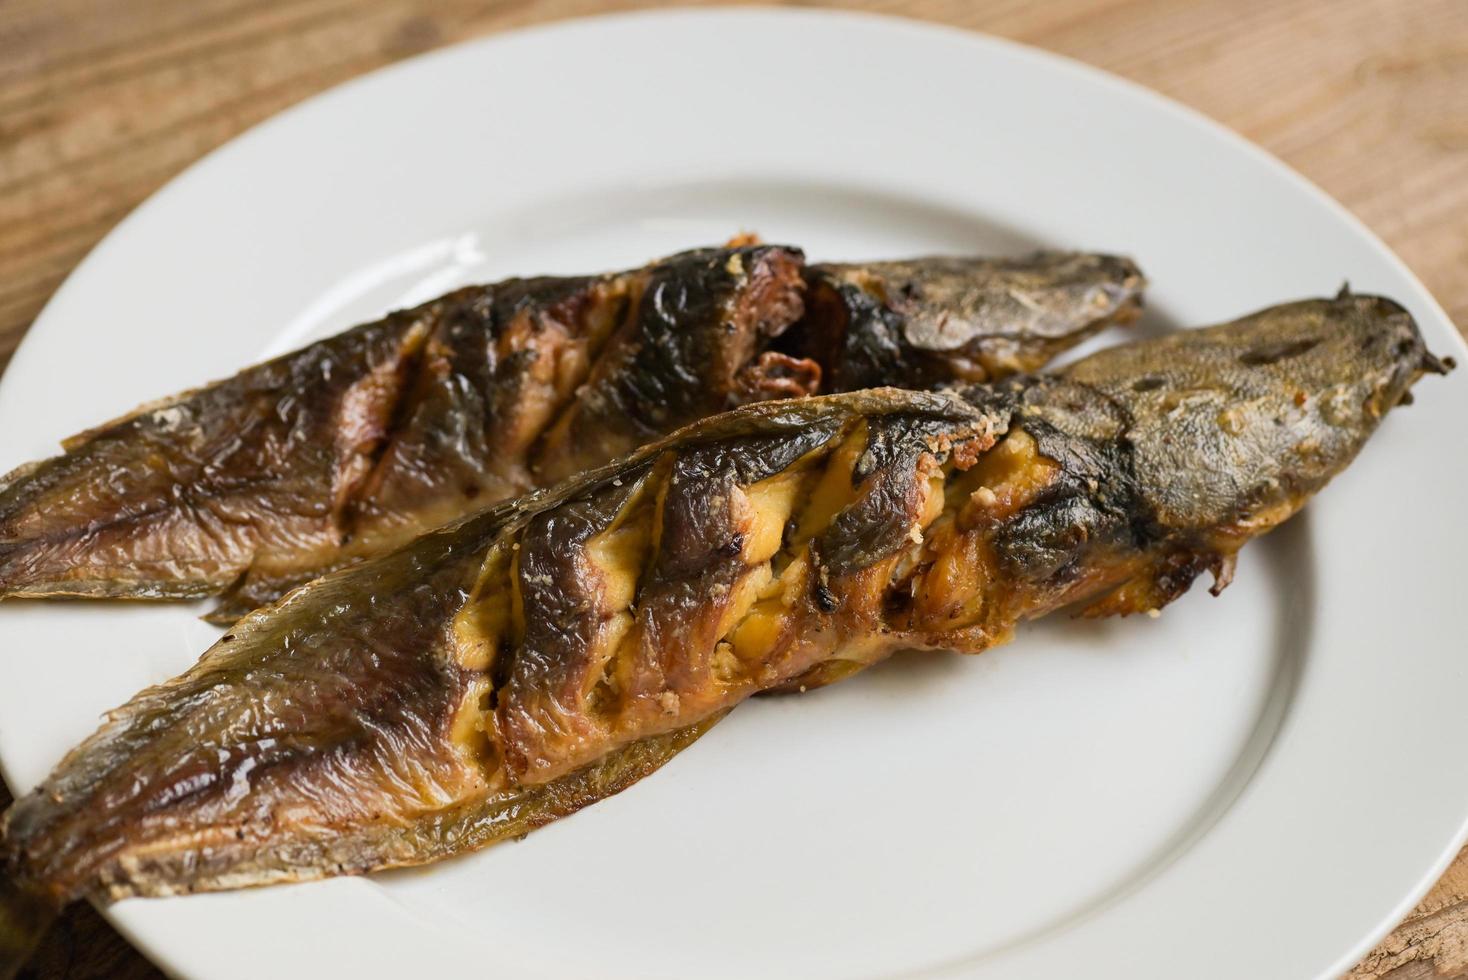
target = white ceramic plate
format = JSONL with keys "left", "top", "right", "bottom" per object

{"left": 1, "top": 10, "right": 1465, "bottom": 979}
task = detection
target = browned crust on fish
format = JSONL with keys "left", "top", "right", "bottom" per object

{"left": 1, "top": 292, "right": 1442, "bottom": 907}
{"left": 0, "top": 248, "right": 1146, "bottom": 619}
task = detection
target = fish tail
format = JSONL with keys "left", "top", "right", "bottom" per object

{"left": 0, "top": 868, "right": 55, "bottom": 980}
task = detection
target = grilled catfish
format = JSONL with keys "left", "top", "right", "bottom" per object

{"left": 0, "top": 293, "right": 1445, "bottom": 931}
{"left": 0, "top": 247, "right": 1143, "bottom": 621}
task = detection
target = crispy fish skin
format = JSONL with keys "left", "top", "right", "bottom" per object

{"left": 528, "top": 247, "right": 809, "bottom": 485}
{"left": 0, "top": 246, "right": 799, "bottom": 618}
{"left": 0, "top": 292, "right": 1441, "bottom": 908}
{"left": 0, "top": 248, "right": 1142, "bottom": 620}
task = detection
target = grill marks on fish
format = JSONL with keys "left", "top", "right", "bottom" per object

{"left": 0, "top": 248, "right": 1147, "bottom": 619}
{"left": 210, "top": 273, "right": 650, "bottom": 618}
{"left": 400, "top": 294, "right": 1450, "bottom": 793}
{"left": 488, "top": 412, "right": 963, "bottom": 783}
{"left": 2, "top": 391, "right": 1003, "bottom": 902}
{"left": 0, "top": 248, "right": 804, "bottom": 617}
{"left": 0, "top": 309, "right": 442, "bottom": 603}
{"left": 2, "top": 495, "right": 541, "bottom": 901}
{"left": 527, "top": 247, "right": 810, "bottom": 485}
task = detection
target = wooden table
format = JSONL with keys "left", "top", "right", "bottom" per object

{"left": 1, "top": 1, "right": 1464, "bottom": 976}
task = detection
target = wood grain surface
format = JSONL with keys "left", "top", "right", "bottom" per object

{"left": 1, "top": 1, "right": 1465, "bottom": 977}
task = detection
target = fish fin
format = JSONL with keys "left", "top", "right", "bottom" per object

{"left": 0, "top": 460, "right": 46, "bottom": 498}
{"left": 0, "top": 871, "right": 56, "bottom": 980}
{"left": 760, "top": 658, "right": 868, "bottom": 694}
{"left": 1424, "top": 351, "right": 1455, "bottom": 376}
{"left": 200, "top": 602, "right": 250, "bottom": 627}
{"left": 202, "top": 582, "right": 258, "bottom": 626}
{"left": 1077, "top": 549, "right": 1231, "bottom": 618}
{"left": 58, "top": 389, "right": 199, "bottom": 452}
{"left": 1202, "top": 551, "right": 1237, "bottom": 597}
{"left": 205, "top": 563, "right": 330, "bottom": 624}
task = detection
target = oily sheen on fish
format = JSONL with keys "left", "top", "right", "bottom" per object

{"left": 0, "top": 247, "right": 1143, "bottom": 620}
{"left": 0, "top": 292, "right": 1443, "bottom": 920}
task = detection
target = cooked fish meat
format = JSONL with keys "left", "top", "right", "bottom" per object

{"left": 0, "top": 292, "right": 1443, "bottom": 926}
{"left": 0, "top": 247, "right": 1143, "bottom": 621}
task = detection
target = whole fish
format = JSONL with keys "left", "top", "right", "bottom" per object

{"left": 0, "top": 247, "right": 1142, "bottom": 621}
{"left": 0, "top": 292, "right": 1444, "bottom": 946}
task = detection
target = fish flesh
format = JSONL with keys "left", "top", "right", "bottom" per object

{"left": 0, "top": 291, "right": 1444, "bottom": 920}
{"left": 0, "top": 247, "right": 1143, "bottom": 621}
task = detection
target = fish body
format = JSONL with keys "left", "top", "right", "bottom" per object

{"left": 0, "top": 248, "right": 1142, "bottom": 620}
{"left": 0, "top": 291, "right": 1442, "bottom": 907}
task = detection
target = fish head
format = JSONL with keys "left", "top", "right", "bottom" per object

{"left": 966, "top": 292, "right": 1449, "bottom": 618}
{"left": 1056, "top": 291, "right": 1450, "bottom": 539}
{"left": 889, "top": 251, "right": 1146, "bottom": 352}
{"left": 805, "top": 251, "right": 1146, "bottom": 390}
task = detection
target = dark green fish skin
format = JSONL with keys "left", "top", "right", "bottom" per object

{"left": 0, "top": 247, "right": 1143, "bottom": 621}
{"left": 0, "top": 291, "right": 1441, "bottom": 913}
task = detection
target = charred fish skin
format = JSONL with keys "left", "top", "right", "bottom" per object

{"left": 0, "top": 298, "right": 450, "bottom": 602}
{"left": 526, "top": 245, "right": 810, "bottom": 485}
{"left": 0, "top": 389, "right": 991, "bottom": 904}
{"left": 0, "top": 476, "right": 717, "bottom": 903}
{"left": 0, "top": 247, "right": 1143, "bottom": 618}
{"left": 220, "top": 245, "right": 811, "bottom": 618}
{"left": 0, "top": 293, "right": 1441, "bottom": 906}
{"left": 0, "top": 245, "right": 806, "bottom": 617}
{"left": 0, "top": 274, "right": 614, "bottom": 606}
{"left": 796, "top": 251, "right": 1145, "bottom": 391}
